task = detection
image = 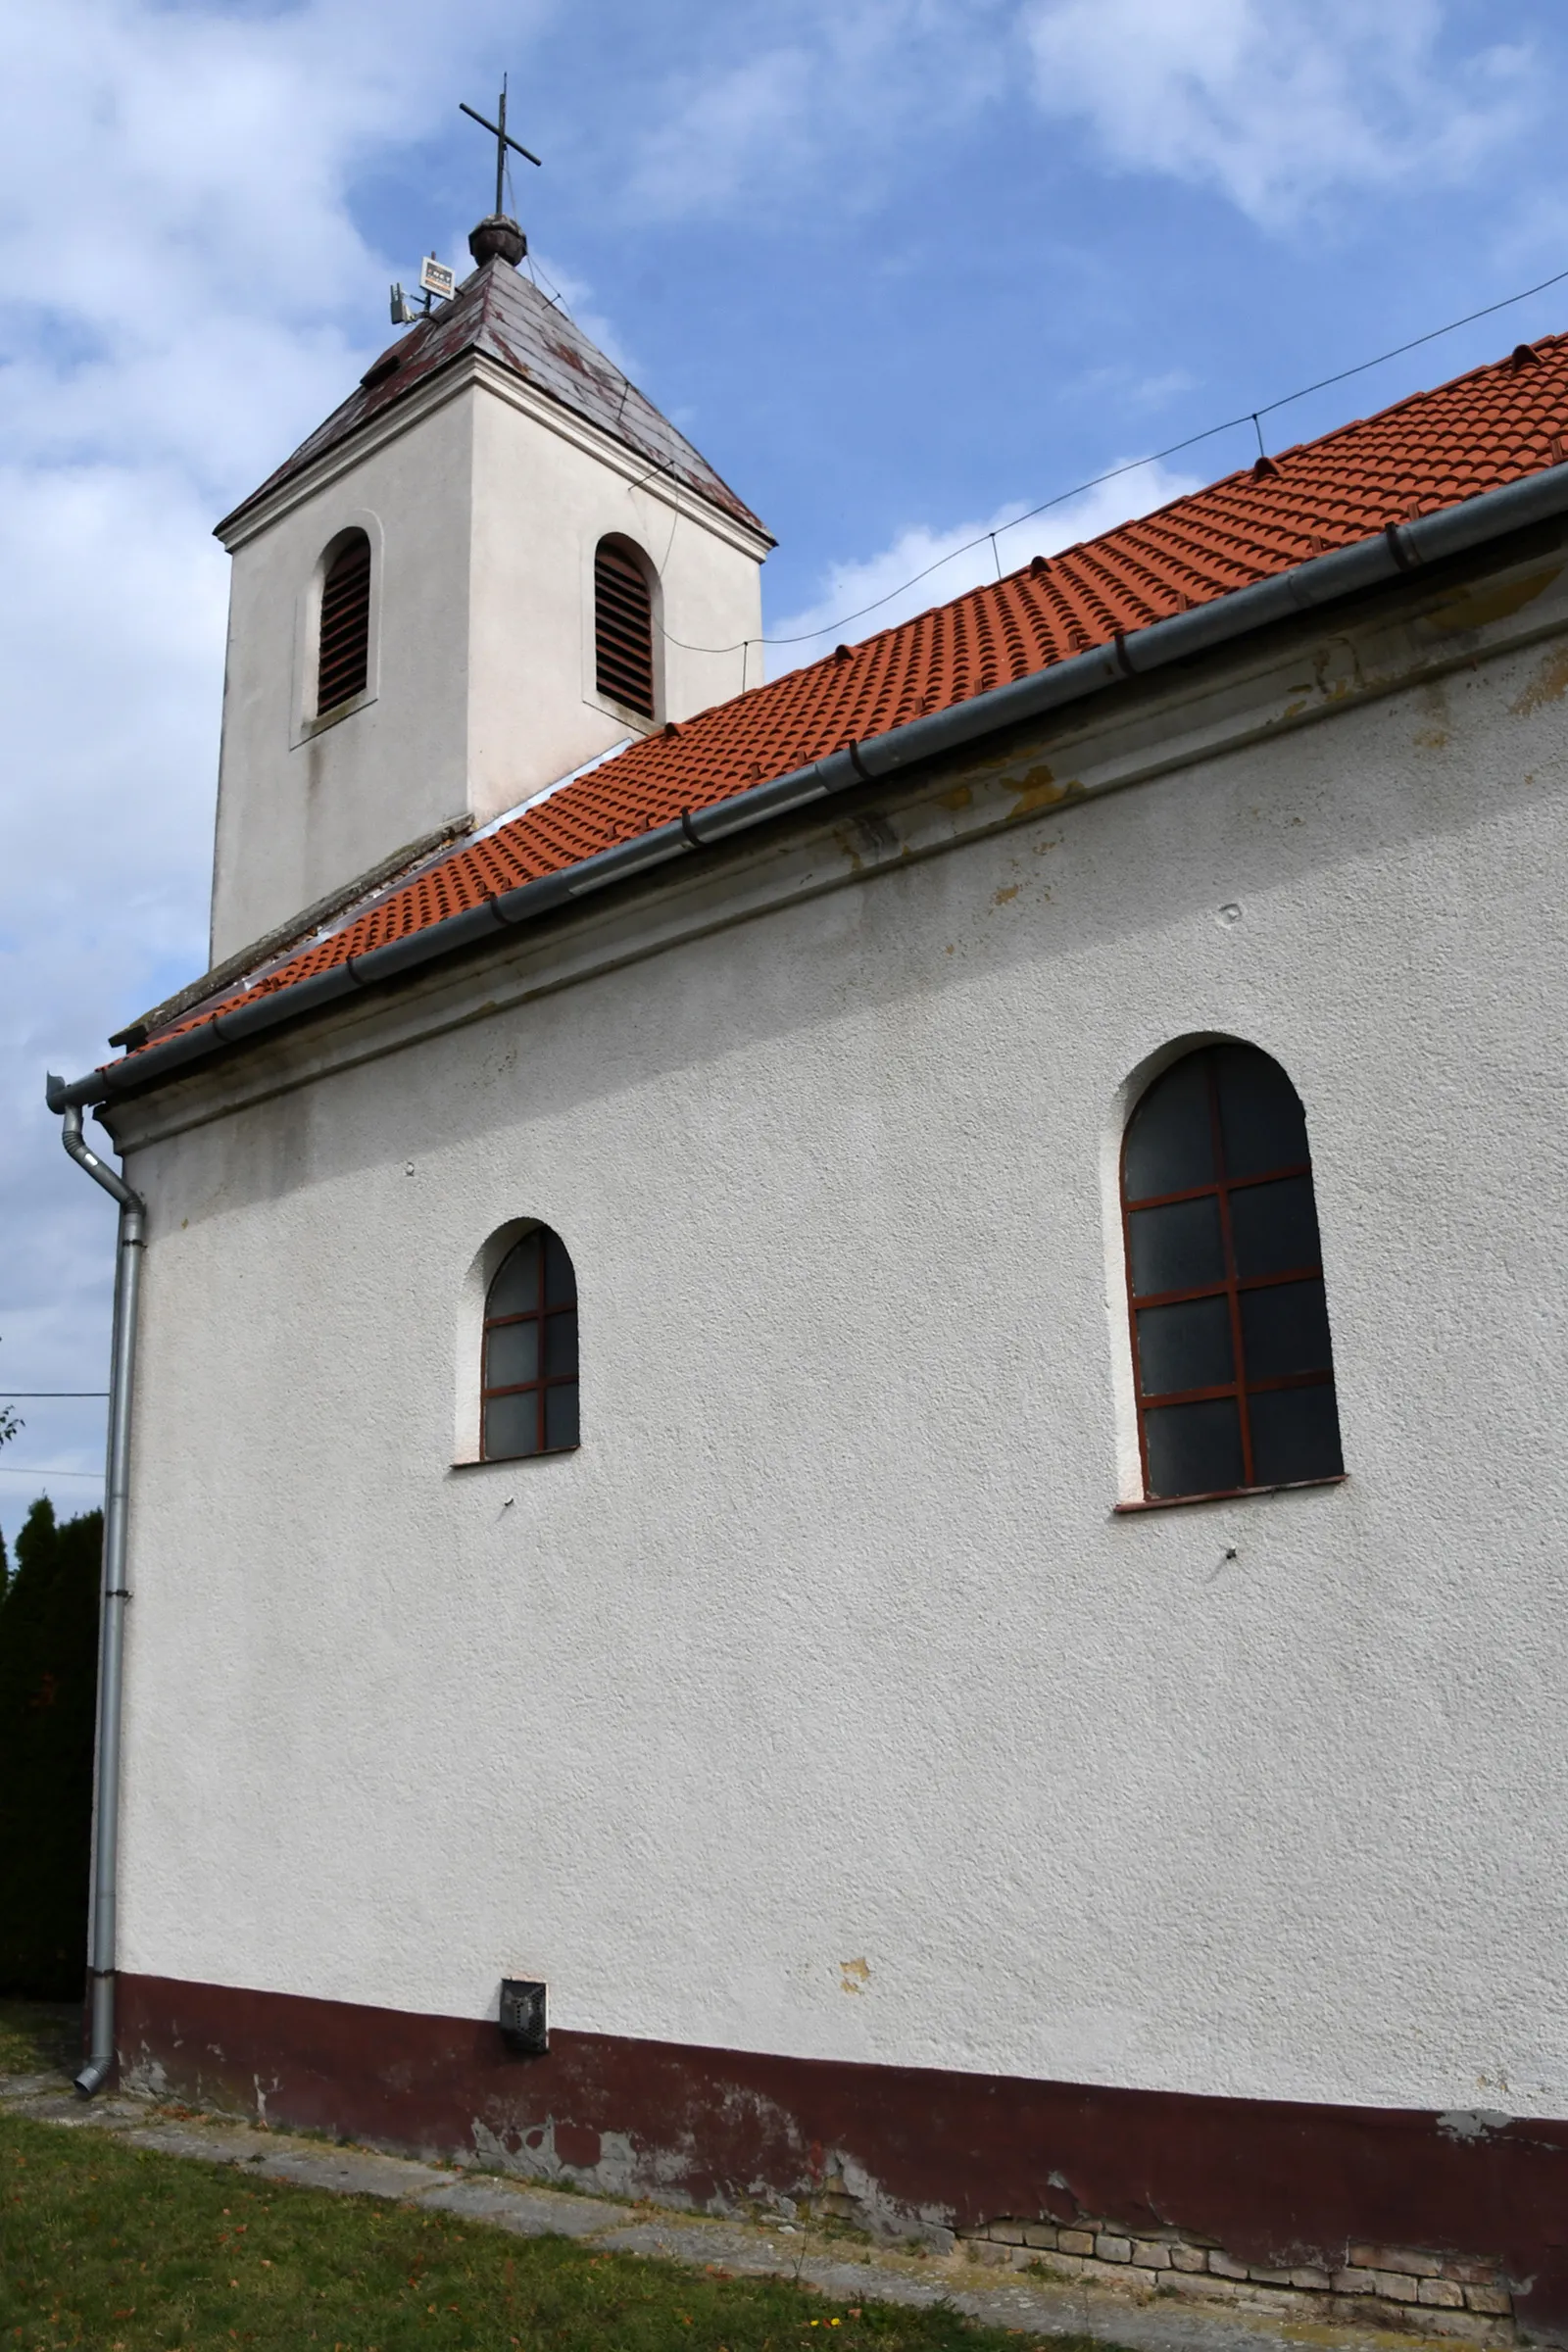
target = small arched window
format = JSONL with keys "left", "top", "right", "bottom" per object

{"left": 594, "top": 536, "right": 655, "bottom": 718}
{"left": 1121, "top": 1044, "right": 1343, "bottom": 1503}
{"left": 481, "top": 1227, "right": 579, "bottom": 1459}
{"left": 316, "top": 529, "right": 371, "bottom": 715}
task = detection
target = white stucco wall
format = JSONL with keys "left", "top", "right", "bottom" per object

{"left": 210, "top": 363, "right": 766, "bottom": 965}
{"left": 117, "top": 578, "right": 1568, "bottom": 2120}
{"left": 210, "top": 395, "right": 475, "bottom": 964}
{"left": 467, "top": 379, "right": 763, "bottom": 820}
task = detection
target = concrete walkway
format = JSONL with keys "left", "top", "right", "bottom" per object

{"left": 0, "top": 2062, "right": 1462, "bottom": 2352}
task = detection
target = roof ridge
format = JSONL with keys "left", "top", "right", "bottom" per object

{"left": 153, "top": 311, "right": 1568, "bottom": 1053}
{"left": 802, "top": 325, "right": 1568, "bottom": 670}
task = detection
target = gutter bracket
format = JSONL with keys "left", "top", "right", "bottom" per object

{"left": 1384, "top": 519, "right": 1418, "bottom": 572}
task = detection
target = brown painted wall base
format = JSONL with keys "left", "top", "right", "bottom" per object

{"left": 119, "top": 1974, "right": 1568, "bottom": 2338}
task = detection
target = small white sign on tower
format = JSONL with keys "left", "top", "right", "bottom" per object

{"left": 390, "top": 253, "right": 458, "bottom": 328}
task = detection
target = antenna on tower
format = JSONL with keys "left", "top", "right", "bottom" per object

{"left": 389, "top": 251, "right": 458, "bottom": 329}
{"left": 386, "top": 76, "right": 543, "bottom": 327}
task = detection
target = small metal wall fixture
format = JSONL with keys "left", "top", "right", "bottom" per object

{"left": 499, "top": 1979, "right": 548, "bottom": 2054}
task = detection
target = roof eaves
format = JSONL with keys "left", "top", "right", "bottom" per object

{"left": 51, "top": 456, "right": 1568, "bottom": 1117}
{"left": 214, "top": 341, "right": 481, "bottom": 544}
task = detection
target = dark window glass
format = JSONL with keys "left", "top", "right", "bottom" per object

{"left": 1127, "top": 1197, "right": 1226, "bottom": 1298}
{"left": 595, "top": 538, "right": 655, "bottom": 718}
{"left": 544, "top": 1383, "right": 580, "bottom": 1452}
{"left": 1248, "top": 1384, "right": 1345, "bottom": 1488}
{"left": 483, "top": 1391, "right": 539, "bottom": 1461}
{"left": 543, "top": 1229, "right": 576, "bottom": 1306}
{"left": 1145, "top": 1397, "right": 1245, "bottom": 1500}
{"left": 1124, "top": 1053, "right": 1215, "bottom": 1200}
{"left": 317, "top": 530, "right": 371, "bottom": 714}
{"left": 486, "top": 1319, "right": 539, "bottom": 1390}
{"left": 543, "top": 1309, "right": 578, "bottom": 1378}
{"left": 1135, "top": 1296, "right": 1234, "bottom": 1397}
{"left": 481, "top": 1227, "right": 580, "bottom": 1460}
{"left": 1213, "top": 1045, "right": 1309, "bottom": 1179}
{"left": 1121, "top": 1045, "right": 1343, "bottom": 1502}
{"left": 487, "top": 1245, "right": 540, "bottom": 1318}
{"left": 1238, "top": 1279, "right": 1333, "bottom": 1382}
{"left": 1229, "top": 1175, "right": 1321, "bottom": 1279}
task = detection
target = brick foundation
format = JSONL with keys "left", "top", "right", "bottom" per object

{"left": 960, "top": 2216, "right": 1514, "bottom": 2341}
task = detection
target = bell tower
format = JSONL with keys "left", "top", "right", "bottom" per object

{"left": 206, "top": 130, "right": 771, "bottom": 966}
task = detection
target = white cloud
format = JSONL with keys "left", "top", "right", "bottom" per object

{"left": 766, "top": 458, "right": 1200, "bottom": 673}
{"left": 612, "top": 0, "right": 1533, "bottom": 229}
{"left": 0, "top": 0, "right": 539, "bottom": 1544}
{"left": 625, "top": 0, "right": 1011, "bottom": 219}
{"left": 1024, "top": 0, "right": 1532, "bottom": 224}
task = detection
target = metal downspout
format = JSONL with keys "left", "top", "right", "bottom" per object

{"left": 45, "top": 1086, "right": 146, "bottom": 2096}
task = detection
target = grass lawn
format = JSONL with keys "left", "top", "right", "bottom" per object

{"left": 0, "top": 2112, "right": 1087, "bottom": 2352}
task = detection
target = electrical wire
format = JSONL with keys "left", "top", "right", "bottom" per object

{"left": 0, "top": 1464, "right": 103, "bottom": 1479}
{"left": 641, "top": 259, "right": 1568, "bottom": 660}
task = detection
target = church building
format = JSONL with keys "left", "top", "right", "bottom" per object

{"left": 48, "top": 192, "right": 1568, "bottom": 2333}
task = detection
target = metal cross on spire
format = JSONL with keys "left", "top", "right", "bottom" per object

{"left": 460, "top": 76, "right": 542, "bottom": 221}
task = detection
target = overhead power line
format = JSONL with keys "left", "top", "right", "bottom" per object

{"left": 0, "top": 1465, "right": 103, "bottom": 1479}
{"left": 649, "top": 260, "right": 1568, "bottom": 660}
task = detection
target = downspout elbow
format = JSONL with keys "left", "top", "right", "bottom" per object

{"left": 51, "top": 1088, "right": 145, "bottom": 1219}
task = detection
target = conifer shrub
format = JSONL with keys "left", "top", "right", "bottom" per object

{"left": 0, "top": 1499, "right": 101, "bottom": 1997}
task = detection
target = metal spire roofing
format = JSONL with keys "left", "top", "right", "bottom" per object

{"left": 217, "top": 257, "right": 769, "bottom": 543}
{"left": 163, "top": 329, "right": 1568, "bottom": 1053}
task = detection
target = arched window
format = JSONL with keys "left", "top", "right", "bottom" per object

{"left": 594, "top": 536, "right": 655, "bottom": 718}
{"left": 316, "top": 529, "right": 371, "bottom": 715}
{"left": 481, "top": 1227, "right": 579, "bottom": 1459}
{"left": 1121, "top": 1044, "right": 1343, "bottom": 1503}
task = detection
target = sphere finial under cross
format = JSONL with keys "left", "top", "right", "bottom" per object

{"left": 468, "top": 216, "right": 526, "bottom": 267}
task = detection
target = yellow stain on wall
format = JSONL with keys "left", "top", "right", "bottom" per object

{"left": 1510, "top": 643, "right": 1568, "bottom": 717}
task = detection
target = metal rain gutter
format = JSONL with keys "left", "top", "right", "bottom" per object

{"left": 48, "top": 458, "right": 1568, "bottom": 1118}
{"left": 43, "top": 1093, "right": 146, "bottom": 2095}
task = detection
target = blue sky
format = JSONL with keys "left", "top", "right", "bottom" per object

{"left": 4, "top": 0, "right": 1568, "bottom": 1544}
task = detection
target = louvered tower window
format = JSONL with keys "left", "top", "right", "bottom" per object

{"left": 316, "top": 530, "right": 372, "bottom": 715}
{"left": 594, "top": 537, "right": 656, "bottom": 718}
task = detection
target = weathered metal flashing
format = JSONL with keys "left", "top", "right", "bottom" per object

{"left": 217, "top": 338, "right": 771, "bottom": 564}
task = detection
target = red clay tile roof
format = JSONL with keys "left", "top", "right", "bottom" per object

{"left": 162, "top": 329, "right": 1568, "bottom": 1049}
{"left": 218, "top": 258, "right": 769, "bottom": 542}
